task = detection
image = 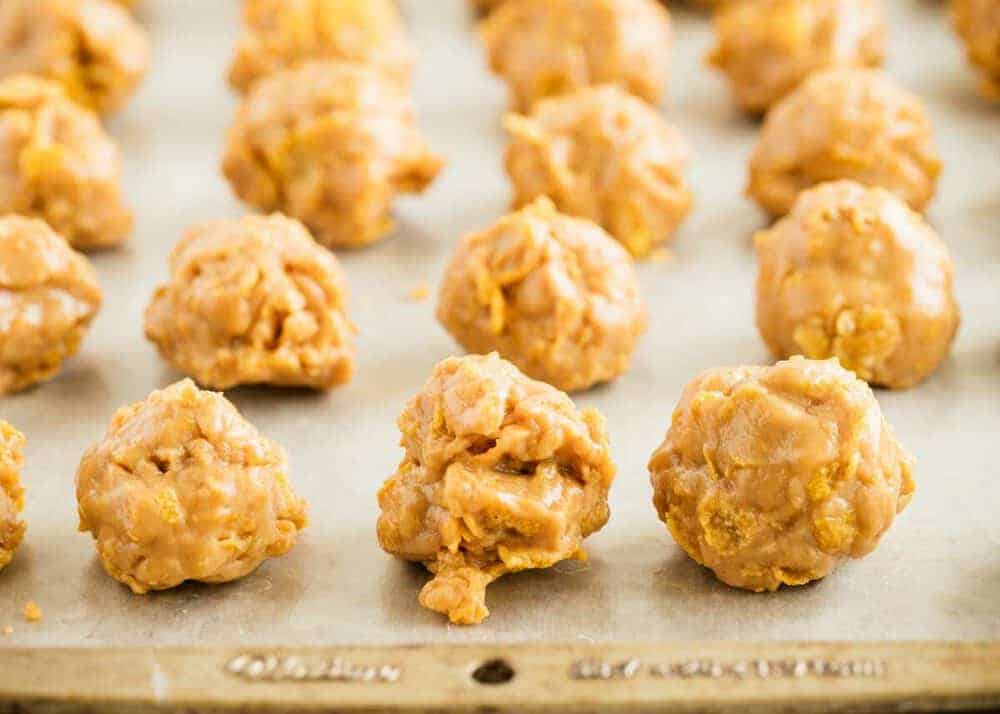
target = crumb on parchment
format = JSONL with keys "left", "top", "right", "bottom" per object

{"left": 407, "top": 284, "right": 431, "bottom": 302}
{"left": 23, "top": 601, "right": 41, "bottom": 622}
{"left": 2, "top": 624, "right": 12, "bottom": 636}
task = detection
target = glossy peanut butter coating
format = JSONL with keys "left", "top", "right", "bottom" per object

{"left": 145, "top": 214, "right": 356, "bottom": 391}
{"left": 0, "top": 0, "right": 148, "bottom": 115}
{"left": 504, "top": 86, "right": 692, "bottom": 258}
{"left": 747, "top": 68, "right": 941, "bottom": 217}
{"left": 377, "top": 353, "right": 616, "bottom": 624}
{"left": 437, "top": 198, "right": 648, "bottom": 393}
{"left": 0, "top": 77, "right": 132, "bottom": 249}
{"left": 708, "top": 0, "right": 886, "bottom": 115}
{"left": 229, "top": 0, "right": 414, "bottom": 93}
{"left": 755, "top": 181, "right": 959, "bottom": 389}
{"left": 0, "top": 215, "right": 102, "bottom": 394}
{"left": 649, "top": 357, "right": 915, "bottom": 592}
{"left": 76, "top": 379, "right": 308, "bottom": 594}
{"left": 952, "top": 0, "right": 1000, "bottom": 99}
{"left": 0, "top": 422, "right": 26, "bottom": 573}
{"left": 222, "top": 60, "right": 443, "bottom": 249}
{"left": 482, "top": 0, "right": 673, "bottom": 112}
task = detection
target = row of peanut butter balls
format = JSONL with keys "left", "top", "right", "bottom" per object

{"left": 0, "top": 347, "right": 915, "bottom": 625}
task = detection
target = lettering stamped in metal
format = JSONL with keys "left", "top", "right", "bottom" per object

{"left": 226, "top": 653, "right": 401, "bottom": 683}
{"left": 571, "top": 657, "right": 887, "bottom": 681}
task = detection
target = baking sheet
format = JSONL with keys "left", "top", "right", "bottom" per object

{"left": 0, "top": 0, "right": 997, "bottom": 649}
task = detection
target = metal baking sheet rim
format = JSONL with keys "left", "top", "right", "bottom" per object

{"left": 0, "top": 0, "right": 999, "bottom": 712}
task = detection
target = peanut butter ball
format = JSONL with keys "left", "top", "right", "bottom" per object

{"left": 504, "top": 85, "right": 693, "bottom": 258}
{"left": 377, "top": 353, "right": 616, "bottom": 624}
{"left": 952, "top": 0, "right": 1000, "bottom": 99}
{"left": 438, "top": 198, "right": 648, "bottom": 393}
{"left": 222, "top": 60, "right": 443, "bottom": 250}
{"left": 145, "top": 214, "right": 356, "bottom": 391}
{"left": 755, "top": 181, "right": 959, "bottom": 389}
{"left": 748, "top": 69, "right": 941, "bottom": 217}
{"left": 229, "top": 0, "right": 414, "bottom": 93}
{"left": 0, "top": 215, "right": 102, "bottom": 394}
{"left": 481, "top": 0, "right": 673, "bottom": 111}
{"left": 76, "top": 379, "right": 309, "bottom": 594}
{"left": 0, "top": 422, "right": 26, "bottom": 574}
{"left": 649, "top": 356, "right": 915, "bottom": 592}
{"left": 0, "top": 0, "right": 149, "bottom": 115}
{"left": 0, "top": 76, "right": 132, "bottom": 249}
{"left": 708, "top": 0, "right": 886, "bottom": 115}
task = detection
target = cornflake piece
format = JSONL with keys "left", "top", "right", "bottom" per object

{"left": 23, "top": 601, "right": 41, "bottom": 622}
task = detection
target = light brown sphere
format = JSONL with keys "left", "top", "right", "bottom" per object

{"left": 481, "top": 0, "right": 673, "bottom": 112}
{"left": 145, "top": 214, "right": 356, "bottom": 391}
{"left": 377, "top": 353, "right": 616, "bottom": 624}
{"left": 952, "top": 0, "right": 1000, "bottom": 99}
{"left": 229, "top": 0, "right": 414, "bottom": 93}
{"left": 0, "top": 215, "right": 102, "bottom": 394}
{"left": 649, "top": 356, "right": 915, "bottom": 592}
{"left": 0, "top": 422, "right": 26, "bottom": 573}
{"left": 76, "top": 379, "right": 309, "bottom": 594}
{"left": 437, "top": 198, "right": 648, "bottom": 393}
{"left": 755, "top": 181, "right": 959, "bottom": 389}
{"left": 504, "top": 86, "right": 693, "bottom": 258}
{"left": 0, "top": 76, "right": 132, "bottom": 249}
{"left": 0, "top": 0, "right": 148, "bottom": 115}
{"left": 747, "top": 68, "right": 941, "bottom": 217}
{"left": 222, "top": 60, "right": 443, "bottom": 249}
{"left": 707, "top": 0, "right": 886, "bottom": 115}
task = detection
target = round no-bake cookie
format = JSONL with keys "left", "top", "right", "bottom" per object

{"left": 649, "top": 356, "right": 915, "bottom": 592}
{"left": 377, "top": 353, "right": 616, "bottom": 624}
{"left": 504, "top": 85, "right": 693, "bottom": 258}
{"left": 755, "top": 180, "right": 959, "bottom": 389}
{"left": 229, "top": 0, "right": 414, "bottom": 93}
{"left": 951, "top": 0, "right": 1000, "bottom": 99}
{"left": 0, "top": 215, "right": 102, "bottom": 394}
{"left": 747, "top": 68, "right": 941, "bottom": 217}
{"left": 481, "top": 0, "right": 673, "bottom": 111}
{"left": 76, "top": 379, "right": 309, "bottom": 594}
{"left": 145, "top": 214, "right": 356, "bottom": 391}
{"left": 222, "top": 60, "right": 443, "bottom": 249}
{"left": 0, "top": 422, "right": 26, "bottom": 574}
{"left": 0, "top": 76, "right": 132, "bottom": 249}
{"left": 0, "top": 0, "right": 149, "bottom": 115}
{"left": 437, "top": 198, "right": 648, "bottom": 392}
{"left": 707, "top": 0, "right": 886, "bottom": 115}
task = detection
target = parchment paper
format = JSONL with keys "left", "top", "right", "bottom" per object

{"left": 0, "top": 0, "right": 997, "bottom": 648}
